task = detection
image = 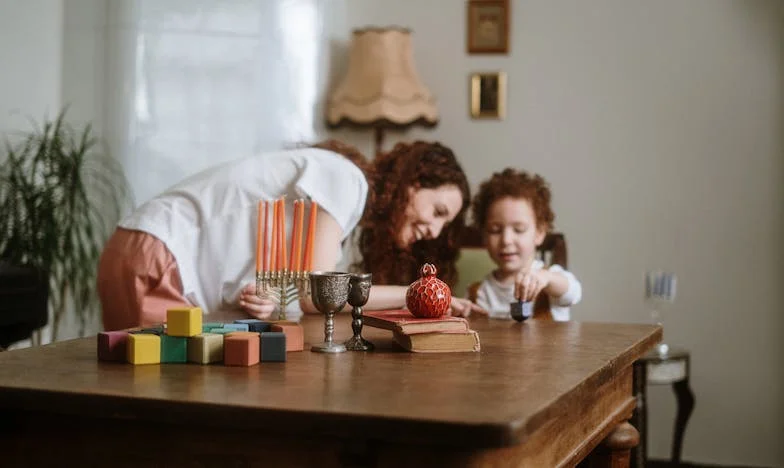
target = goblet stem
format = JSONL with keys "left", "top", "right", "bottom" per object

{"left": 344, "top": 305, "right": 374, "bottom": 351}
{"left": 351, "top": 306, "right": 362, "bottom": 336}
{"left": 326, "top": 311, "right": 335, "bottom": 344}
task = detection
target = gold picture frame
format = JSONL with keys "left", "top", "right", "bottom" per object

{"left": 470, "top": 72, "right": 506, "bottom": 119}
{"left": 467, "top": 0, "right": 510, "bottom": 54}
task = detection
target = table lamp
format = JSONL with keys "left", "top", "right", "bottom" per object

{"left": 326, "top": 27, "right": 438, "bottom": 156}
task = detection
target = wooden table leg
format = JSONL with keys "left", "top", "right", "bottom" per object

{"left": 671, "top": 379, "right": 695, "bottom": 464}
{"left": 583, "top": 422, "right": 640, "bottom": 468}
{"left": 630, "top": 361, "right": 647, "bottom": 468}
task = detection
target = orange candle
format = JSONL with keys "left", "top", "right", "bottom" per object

{"left": 261, "top": 201, "right": 269, "bottom": 272}
{"left": 288, "top": 200, "right": 300, "bottom": 272}
{"left": 294, "top": 199, "right": 305, "bottom": 271}
{"left": 270, "top": 200, "right": 278, "bottom": 272}
{"left": 303, "top": 200, "right": 318, "bottom": 271}
{"left": 256, "top": 201, "right": 264, "bottom": 273}
{"left": 278, "top": 198, "right": 288, "bottom": 271}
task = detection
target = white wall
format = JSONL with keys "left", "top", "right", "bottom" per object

{"left": 0, "top": 0, "right": 64, "bottom": 133}
{"left": 334, "top": 1, "right": 783, "bottom": 466}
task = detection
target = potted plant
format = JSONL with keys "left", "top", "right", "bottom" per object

{"left": 0, "top": 108, "right": 132, "bottom": 345}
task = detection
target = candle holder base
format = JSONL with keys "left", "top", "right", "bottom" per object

{"left": 344, "top": 336, "right": 374, "bottom": 352}
{"left": 311, "top": 342, "right": 347, "bottom": 353}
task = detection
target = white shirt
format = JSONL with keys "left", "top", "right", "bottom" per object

{"left": 119, "top": 148, "right": 368, "bottom": 322}
{"left": 473, "top": 259, "right": 582, "bottom": 321}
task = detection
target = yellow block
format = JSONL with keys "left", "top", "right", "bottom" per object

{"left": 166, "top": 307, "right": 203, "bottom": 337}
{"left": 127, "top": 334, "right": 161, "bottom": 365}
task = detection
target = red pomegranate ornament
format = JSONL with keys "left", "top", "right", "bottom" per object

{"left": 406, "top": 263, "right": 451, "bottom": 318}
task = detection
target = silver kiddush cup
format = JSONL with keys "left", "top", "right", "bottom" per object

{"left": 344, "top": 273, "right": 374, "bottom": 351}
{"left": 309, "top": 271, "right": 350, "bottom": 353}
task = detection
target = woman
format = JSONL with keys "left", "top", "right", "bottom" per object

{"left": 99, "top": 140, "right": 482, "bottom": 331}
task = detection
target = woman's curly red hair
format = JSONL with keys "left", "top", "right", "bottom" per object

{"left": 357, "top": 141, "right": 470, "bottom": 287}
{"left": 472, "top": 168, "right": 554, "bottom": 232}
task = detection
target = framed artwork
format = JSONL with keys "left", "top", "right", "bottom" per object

{"left": 466, "top": 0, "right": 510, "bottom": 54}
{"left": 470, "top": 72, "right": 506, "bottom": 119}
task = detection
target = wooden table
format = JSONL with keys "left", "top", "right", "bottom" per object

{"left": 0, "top": 315, "right": 660, "bottom": 467}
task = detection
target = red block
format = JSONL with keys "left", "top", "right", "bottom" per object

{"left": 97, "top": 331, "right": 129, "bottom": 362}
{"left": 223, "top": 333, "right": 260, "bottom": 366}
{"left": 270, "top": 321, "right": 304, "bottom": 352}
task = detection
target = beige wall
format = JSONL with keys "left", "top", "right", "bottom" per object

{"left": 334, "top": 0, "right": 784, "bottom": 466}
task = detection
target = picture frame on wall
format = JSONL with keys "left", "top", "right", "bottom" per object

{"left": 466, "top": 0, "right": 510, "bottom": 54}
{"left": 470, "top": 72, "right": 506, "bottom": 119}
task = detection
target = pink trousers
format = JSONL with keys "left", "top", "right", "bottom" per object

{"left": 97, "top": 228, "right": 192, "bottom": 331}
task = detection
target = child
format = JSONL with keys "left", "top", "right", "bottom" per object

{"left": 469, "top": 169, "right": 581, "bottom": 321}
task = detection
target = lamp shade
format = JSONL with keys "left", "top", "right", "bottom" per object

{"left": 326, "top": 27, "right": 438, "bottom": 130}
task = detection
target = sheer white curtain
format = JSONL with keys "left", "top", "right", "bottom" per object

{"left": 102, "top": 0, "right": 343, "bottom": 205}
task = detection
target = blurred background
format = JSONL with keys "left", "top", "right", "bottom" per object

{"left": 0, "top": 0, "right": 781, "bottom": 466}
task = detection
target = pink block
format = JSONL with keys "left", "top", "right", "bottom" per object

{"left": 223, "top": 334, "right": 260, "bottom": 367}
{"left": 270, "top": 321, "right": 304, "bottom": 352}
{"left": 97, "top": 331, "right": 129, "bottom": 362}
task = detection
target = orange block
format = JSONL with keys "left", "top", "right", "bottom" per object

{"left": 223, "top": 333, "right": 260, "bottom": 366}
{"left": 270, "top": 321, "right": 304, "bottom": 352}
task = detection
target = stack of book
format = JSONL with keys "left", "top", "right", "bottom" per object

{"left": 362, "top": 310, "right": 480, "bottom": 353}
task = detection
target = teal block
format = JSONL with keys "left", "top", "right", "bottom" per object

{"left": 202, "top": 322, "right": 224, "bottom": 332}
{"left": 208, "top": 328, "right": 235, "bottom": 335}
{"left": 223, "top": 323, "right": 249, "bottom": 332}
{"left": 160, "top": 334, "right": 188, "bottom": 363}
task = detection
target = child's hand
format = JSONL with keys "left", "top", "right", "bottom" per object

{"left": 450, "top": 297, "right": 488, "bottom": 318}
{"left": 239, "top": 283, "right": 276, "bottom": 319}
{"left": 514, "top": 269, "right": 551, "bottom": 302}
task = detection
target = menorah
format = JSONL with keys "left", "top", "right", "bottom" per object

{"left": 254, "top": 197, "right": 318, "bottom": 321}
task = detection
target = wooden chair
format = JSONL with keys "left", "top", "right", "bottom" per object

{"left": 457, "top": 226, "right": 568, "bottom": 320}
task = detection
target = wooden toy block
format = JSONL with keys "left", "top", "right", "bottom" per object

{"left": 160, "top": 334, "right": 188, "bottom": 363}
{"left": 223, "top": 333, "right": 260, "bottom": 367}
{"left": 97, "top": 331, "right": 129, "bottom": 362}
{"left": 208, "top": 328, "right": 236, "bottom": 335}
{"left": 127, "top": 334, "right": 161, "bottom": 365}
{"left": 202, "top": 322, "right": 224, "bottom": 332}
{"left": 187, "top": 333, "right": 223, "bottom": 364}
{"left": 130, "top": 326, "right": 164, "bottom": 335}
{"left": 270, "top": 321, "right": 304, "bottom": 352}
{"left": 260, "top": 332, "right": 287, "bottom": 362}
{"left": 234, "top": 319, "right": 272, "bottom": 333}
{"left": 223, "top": 323, "right": 250, "bottom": 332}
{"left": 166, "top": 307, "right": 203, "bottom": 337}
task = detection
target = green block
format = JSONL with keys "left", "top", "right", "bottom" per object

{"left": 160, "top": 334, "right": 188, "bottom": 363}
{"left": 202, "top": 322, "right": 224, "bottom": 332}
{"left": 208, "top": 328, "right": 235, "bottom": 335}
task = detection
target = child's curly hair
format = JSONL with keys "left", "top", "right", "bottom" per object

{"left": 358, "top": 141, "right": 470, "bottom": 287}
{"left": 472, "top": 168, "right": 554, "bottom": 232}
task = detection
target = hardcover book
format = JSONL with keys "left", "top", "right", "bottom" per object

{"left": 363, "top": 310, "right": 469, "bottom": 335}
{"left": 392, "top": 329, "right": 481, "bottom": 353}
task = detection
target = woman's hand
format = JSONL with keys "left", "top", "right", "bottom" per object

{"left": 449, "top": 297, "right": 487, "bottom": 318}
{"left": 514, "top": 269, "right": 551, "bottom": 302}
{"left": 239, "top": 283, "right": 276, "bottom": 319}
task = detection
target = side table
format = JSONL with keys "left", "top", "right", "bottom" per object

{"left": 631, "top": 348, "right": 695, "bottom": 468}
